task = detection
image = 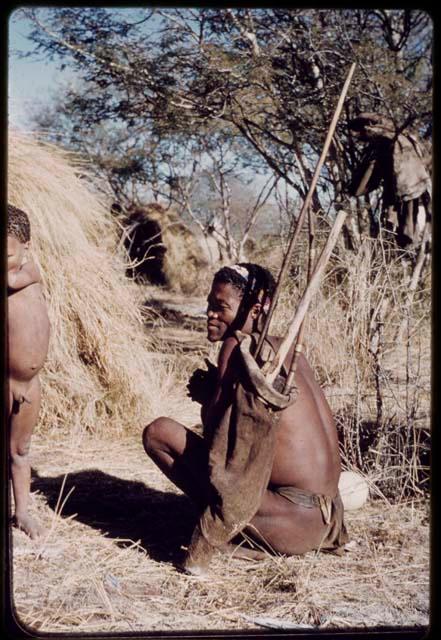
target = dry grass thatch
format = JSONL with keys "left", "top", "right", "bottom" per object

{"left": 7, "top": 131, "right": 172, "bottom": 438}
{"left": 122, "top": 203, "right": 215, "bottom": 295}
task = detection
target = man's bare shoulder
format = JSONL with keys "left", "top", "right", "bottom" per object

{"left": 218, "top": 334, "right": 240, "bottom": 361}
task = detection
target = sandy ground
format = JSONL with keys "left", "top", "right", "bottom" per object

{"left": 9, "top": 430, "right": 430, "bottom": 635}
{"left": 8, "top": 289, "right": 431, "bottom": 635}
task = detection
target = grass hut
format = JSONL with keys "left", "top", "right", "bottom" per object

{"left": 121, "top": 203, "right": 214, "bottom": 295}
{"left": 7, "top": 132, "right": 170, "bottom": 438}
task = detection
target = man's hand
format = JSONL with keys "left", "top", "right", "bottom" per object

{"left": 187, "top": 358, "right": 218, "bottom": 405}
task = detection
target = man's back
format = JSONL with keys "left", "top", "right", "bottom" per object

{"left": 214, "top": 334, "right": 341, "bottom": 498}
{"left": 270, "top": 352, "right": 341, "bottom": 498}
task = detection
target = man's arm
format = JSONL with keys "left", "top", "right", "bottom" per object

{"left": 8, "top": 260, "right": 41, "bottom": 291}
{"left": 201, "top": 335, "right": 239, "bottom": 428}
{"left": 187, "top": 358, "right": 218, "bottom": 407}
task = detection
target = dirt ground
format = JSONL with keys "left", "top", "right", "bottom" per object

{"left": 9, "top": 289, "right": 431, "bottom": 635}
{"left": 10, "top": 432, "right": 430, "bottom": 635}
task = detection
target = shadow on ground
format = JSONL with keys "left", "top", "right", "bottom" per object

{"left": 31, "top": 468, "right": 198, "bottom": 564}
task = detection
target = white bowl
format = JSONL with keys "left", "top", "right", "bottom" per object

{"left": 338, "top": 470, "right": 369, "bottom": 510}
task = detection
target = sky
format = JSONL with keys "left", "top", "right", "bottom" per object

{"left": 8, "top": 8, "right": 140, "bottom": 130}
{"left": 7, "top": 7, "right": 161, "bottom": 130}
{"left": 5, "top": 7, "right": 303, "bottom": 213}
{"left": 8, "top": 9, "right": 59, "bottom": 129}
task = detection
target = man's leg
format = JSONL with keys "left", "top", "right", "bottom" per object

{"left": 143, "top": 417, "right": 212, "bottom": 509}
{"left": 144, "top": 418, "right": 221, "bottom": 576}
{"left": 10, "top": 376, "right": 44, "bottom": 539}
{"left": 243, "top": 489, "right": 329, "bottom": 556}
{"left": 182, "top": 487, "right": 329, "bottom": 574}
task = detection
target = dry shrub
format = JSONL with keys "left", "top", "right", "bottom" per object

{"left": 248, "top": 235, "right": 286, "bottom": 274}
{"left": 7, "top": 131, "right": 172, "bottom": 438}
{"left": 312, "top": 236, "right": 430, "bottom": 498}
{"left": 160, "top": 211, "right": 214, "bottom": 295}
{"left": 255, "top": 230, "right": 430, "bottom": 500}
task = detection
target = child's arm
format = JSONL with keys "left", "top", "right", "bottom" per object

{"left": 8, "top": 260, "right": 41, "bottom": 291}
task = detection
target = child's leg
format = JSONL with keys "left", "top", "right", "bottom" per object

{"left": 9, "top": 375, "right": 43, "bottom": 539}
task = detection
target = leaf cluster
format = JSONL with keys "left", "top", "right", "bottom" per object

{"left": 19, "top": 8, "right": 432, "bottom": 221}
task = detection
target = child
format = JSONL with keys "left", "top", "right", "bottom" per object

{"left": 143, "top": 263, "right": 347, "bottom": 575}
{"left": 7, "top": 204, "right": 50, "bottom": 539}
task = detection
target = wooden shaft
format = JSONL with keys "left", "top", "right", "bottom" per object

{"left": 283, "top": 205, "right": 316, "bottom": 392}
{"left": 265, "top": 209, "right": 347, "bottom": 385}
{"left": 284, "top": 321, "right": 306, "bottom": 392}
{"left": 255, "top": 62, "right": 356, "bottom": 359}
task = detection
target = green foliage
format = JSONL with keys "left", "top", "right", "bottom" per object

{"left": 12, "top": 7, "right": 432, "bottom": 266}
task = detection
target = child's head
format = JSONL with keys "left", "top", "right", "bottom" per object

{"left": 207, "top": 263, "right": 276, "bottom": 341}
{"left": 7, "top": 204, "right": 31, "bottom": 271}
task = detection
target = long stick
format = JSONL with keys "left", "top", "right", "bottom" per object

{"left": 255, "top": 62, "right": 356, "bottom": 359}
{"left": 264, "top": 209, "right": 347, "bottom": 385}
{"left": 283, "top": 203, "right": 316, "bottom": 392}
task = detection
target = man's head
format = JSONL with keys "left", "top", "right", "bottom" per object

{"left": 206, "top": 263, "right": 276, "bottom": 342}
{"left": 7, "top": 204, "right": 31, "bottom": 271}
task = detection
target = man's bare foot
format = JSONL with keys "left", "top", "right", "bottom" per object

{"left": 12, "top": 512, "right": 44, "bottom": 539}
{"left": 177, "top": 560, "right": 210, "bottom": 578}
{"left": 179, "top": 525, "right": 216, "bottom": 577}
{"left": 220, "top": 543, "right": 269, "bottom": 561}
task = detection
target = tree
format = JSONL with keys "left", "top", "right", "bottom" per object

{"left": 17, "top": 7, "right": 432, "bottom": 243}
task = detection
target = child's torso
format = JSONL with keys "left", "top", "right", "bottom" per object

{"left": 8, "top": 282, "right": 50, "bottom": 381}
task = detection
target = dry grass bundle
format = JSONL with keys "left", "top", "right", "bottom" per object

{"left": 7, "top": 131, "right": 174, "bottom": 437}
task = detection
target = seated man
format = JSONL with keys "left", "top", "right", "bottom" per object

{"left": 143, "top": 263, "right": 347, "bottom": 575}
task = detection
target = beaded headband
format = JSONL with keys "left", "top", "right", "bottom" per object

{"left": 228, "top": 264, "right": 250, "bottom": 282}
{"left": 228, "top": 264, "right": 271, "bottom": 313}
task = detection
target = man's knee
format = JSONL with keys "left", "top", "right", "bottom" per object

{"left": 142, "top": 417, "right": 171, "bottom": 455}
